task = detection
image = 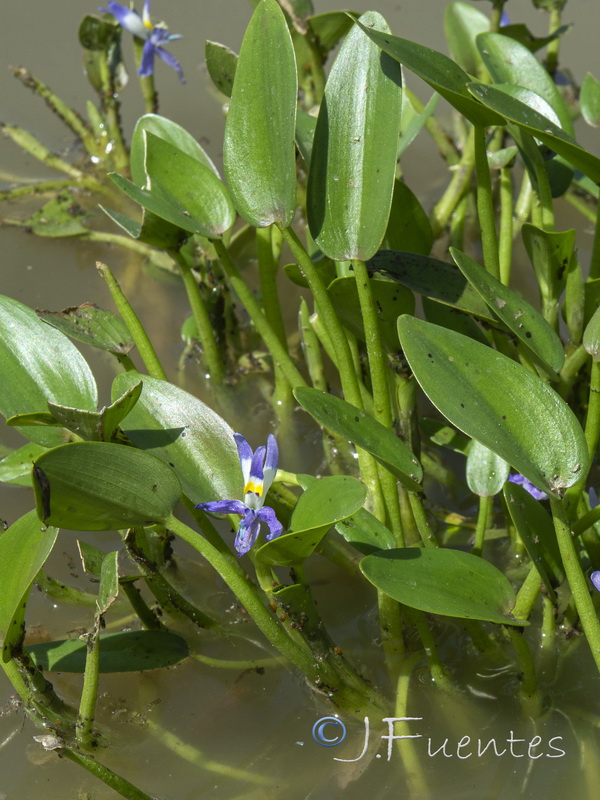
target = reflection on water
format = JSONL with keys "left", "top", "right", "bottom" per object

{"left": 2, "top": 0, "right": 600, "bottom": 798}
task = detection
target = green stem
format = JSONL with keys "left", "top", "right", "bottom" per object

{"left": 168, "top": 249, "right": 224, "bottom": 384}
{"left": 407, "top": 608, "right": 455, "bottom": 692}
{"left": 76, "top": 626, "right": 101, "bottom": 749}
{"left": 96, "top": 262, "right": 167, "bottom": 381}
{"left": 0, "top": 177, "right": 107, "bottom": 201}
{"left": 473, "top": 125, "right": 500, "bottom": 279}
{"left": 472, "top": 495, "right": 492, "bottom": 558}
{"left": 557, "top": 344, "right": 589, "bottom": 398}
{"left": 166, "top": 513, "right": 386, "bottom": 717}
{"left": 408, "top": 493, "right": 438, "bottom": 547}
{"left": 549, "top": 496, "right": 600, "bottom": 673}
{"left": 565, "top": 189, "right": 597, "bottom": 224}
{"left": 588, "top": 190, "right": 600, "bottom": 281}
{"left": 0, "top": 123, "right": 82, "bottom": 178}
{"left": 505, "top": 627, "right": 542, "bottom": 718}
{"left": 256, "top": 226, "right": 293, "bottom": 413}
{"left": 133, "top": 38, "right": 159, "bottom": 113}
{"left": 212, "top": 238, "right": 306, "bottom": 389}
{"left": 35, "top": 571, "right": 97, "bottom": 607}
{"left": 512, "top": 563, "right": 542, "bottom": 621}
{"left": 498, "top": 165, "right": 513, "bottom": 285}
{"left": 513, "top": 171, "right": 533, "bottom": 238}
{"left": 392, "top": 654, "right": 430, "bottom": 799}
{"left": 95, "top": 51, "right": 128, "bottom": 172}
{"left": 430, "top": 126, "right": 475, "bottom": 236}
{"left": 544, "top": 7, "right": 563, "bottom": 78}
{"left": 61, "top": 748, "right": 154, "bottom": 800}
{"left": 120, "top": 580, "right": 163, "bottom": 630}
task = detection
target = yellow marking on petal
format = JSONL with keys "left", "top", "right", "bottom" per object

{"left": 244, "top": 481, "right": 263, "bottom": 496}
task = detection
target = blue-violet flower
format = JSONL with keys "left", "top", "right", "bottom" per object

{"left": 508, "top": 473, "right": 548, "bottom": 501}
{"left": 591, "top": 571, "right": 600, "bottom": 592}
{"left": 102, "top": 1, "right": 185, "bottom": 82}
{"left": 196, "top": 433, "right": 283, "bottom": 557}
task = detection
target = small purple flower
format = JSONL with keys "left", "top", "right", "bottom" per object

{"left": 196, "top": 434, "right": 283, "bottom": 556}
{"left": 102, "top": 1, "right": 185, "bottom": 83}
{"left": 499, "top": 10, "right": 510, "bottom": 27}
{"left": 591, "top": 571, "right": 600, "bottom": 592}
{"left": 508, "top": 473, "right": 548, "bottom": 501}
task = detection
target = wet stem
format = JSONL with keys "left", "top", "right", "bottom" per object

{"left": 550, "top": 496, "right": 600, "bottom": 674}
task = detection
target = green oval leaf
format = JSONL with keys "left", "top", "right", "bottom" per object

{"left": 144, "top": 132, "right": 235, "bottom": 239}
{"left": 32, "top": 442, "right": 181, "bottom": 530}
{"left": 37, "top": 304, "right": 134, "bottom": 356}
{"left": 467, "top": 82, "right": 600, "bottom": 183}
{"left": 0, "top": 295, "right": 98, "bottom": 447}
{"left": 351, "top": 15, "right": 504, "bottom": 127}
{"left": 0, "top": 510, "right": 59, "bottom": 661}
{"left": 205, "top": 40, "right": 238, "bottom": 99}
{"left": 581, "top": 72, "right": 600, "bottom": 127}
{"left": 360, "top": 548, "right": 527, "bottom": 625}
{"left": 504, "top": 482, "right": 564, "bottom": 600}
{"left": 130, "top": 113, "right": 219, "bottom": 187}
{"left": 450, "top": 247, "right": 565, "bottom": 374}
{"left": 477, "top": 32, "right": 574, "bottom": 134}
{"left": 255, "top": 475, "right": 367, "bottom": 565}
{"left": 294, "top": 386, "right": 422, "bottom": 490}
{"left": 369, "top": 251, "right": 497, "bottom": 323}
{"left": 397, "top": 316, "right": 587, "bottom": 495}
{"left": 0, "top": 443, "right": 47, "bottom": 486}
{"left": 445, "top": 1, "right": 489, "bottom": 75}
{"left": 583, "top": 305, "right": 600, "bottom": 361}
{"left": 381, "top": 180, "right": 433, "bottom": 255}
{"left": 112, "top": 373, "right": 242, "bottom": 504}
{"left": 335, "top": 507, "right": 396, "bottom": 554}
{"left": 466, "top": 439, "right": 509, "bottom": 497}
{"left": 224, "top": 0, "right": 297, "bottom": 226}
{"left": 308, "top": 11, "right": 402, "bottom": 261}
{"left": 28, "top": 630, "right": 189, "bottom": 673}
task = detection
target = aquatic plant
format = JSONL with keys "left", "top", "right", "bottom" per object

{"left": 2, "top": 0, "right": 600, "bottom": 797}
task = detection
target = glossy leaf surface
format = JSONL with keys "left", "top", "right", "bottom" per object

{"left": 369, "top": 251, "right": 496, "bottom": 323}
{"left": 335, "top": 507, "right": 396, "bottom": 554}
{"left": 397, "top": 316, "right": 587, "bottom": 495}
{"left": 450, "top": 247, "right": 564, "bottom": 374}
{"left": 0, "top": 510, "right": 59, "bottom": 662}
{"left": 467, "top": 82, "right": 600, "bottom": 183}
{"left": 477, "top": 33, "right": 573, "bottom": 134}
{"left": 112, "top": 373, "right": 241, "bottom": 504}
{"left": 504, "top": 482, "right": 564, "bottom": 600}
{"left": 295, "top": 387, "right": 422, "bottom": 490}
{"left": 466, "top": 440, "right": 509, "bottom": 497}
{"left": 224, "top": 0, "right": 297, "bottom": 226}
{"left": 37, "top": 304, "right": 134, "bottom": 355}
{"left": 581, "top": 73, "right": 600, "bottom": 127}
{"left": 381, "top": 181, "right": 433, "bottom": 255}
{"left": 130, "top": 114, "right": 219, "bottom": 187}
{"left": 255, "top": 476, "right": 367, "bottom": 565}
{"left": 361, "top": 548, "right": 526, "bottom": 625}
{"left": 445, "top": 1, "right": 489, "bottom": 75}
{"left": 0, "top": 295, "right": 97, "bottom": 447}
{"left": 352, "top": 16, "right": 503, "bottom": 126}
{"left": 205, "top": 41, "right": 238, "bottom": 98}
{"left": 144, "top": 133, "right": 235, "bottom": 239}
{"left": 0, "top": 443, "right": 47, "bottom": 486}
{"left": 29, "top": 630, "right": 189, "bottom": 673}
{"left": 308, "top": 11, "right": 402, "bottom": 260}
{"left": 32, "top": 442, "right": 181, "bottom": 530}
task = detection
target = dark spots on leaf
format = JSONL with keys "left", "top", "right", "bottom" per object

{"left": 354, "top": 416, "right": 360, "bottom": 423}
{"left": 502, "top": 415, "right": 506, "bottom": 420}
{"left": 33, "top": 466, "right": 51, "bottom": 520}
{"left": 168, "top": 462, "right": 175, "bottom": 468}
{"left": 460, "top": 403, "right": 465, "bottom": 408}
{"left": 525, "top": 331, "right": 532, "bottom": 338}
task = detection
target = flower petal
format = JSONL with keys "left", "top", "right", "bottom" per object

{"left": 591, "top": 571, "right": 600, "bottom": 592}
{"left": 104, "top": 2, "right": 147, "bottom": 38}
{"left": 234, "top": 509, "right": 260, "bottom": 556}
{"left": 258, "top": 506, "right": 283, "bottom": 541}
{"left": 142, "top": 0, "right": 153, "bottom": 30}
{"left": 196, "top": 499, "right": 247, "bottom": 516}
{"left": 262, "top": 434, "right": 278, "bottom": 496}
{"left": 138, "top": 38, "right": 156, "bottom": 77}
{"left": 155, "top": 45, "right": 186, "bottom": 83}
{"left": 234, "top": 433, "right": 253, "bottom": 486}
{"left": 508, "top": 473, "right": 548, "bottom": 501}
